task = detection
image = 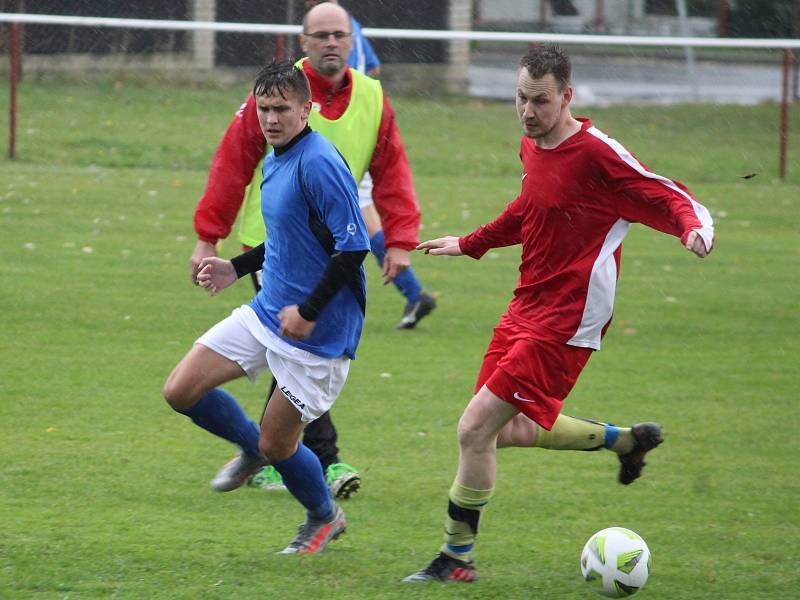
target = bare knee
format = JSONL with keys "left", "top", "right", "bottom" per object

{"left": 457, "top": 409, "right": 495, "bottom": 453}
{"left": 163, "top": 368, "right": 198, "bottom": 412}
{"left": 259, "top": 437, "right": 296, "bottom": 463}
{"left": 163, "top": 344, "right": 241, "bottom": 412}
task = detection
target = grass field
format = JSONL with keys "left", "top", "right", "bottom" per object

{"left": 1, "top": 76, "right": 798, "bottom": 599}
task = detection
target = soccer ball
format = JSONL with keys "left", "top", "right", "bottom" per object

{"left": 580, "top": 527, "right": 650, "bottom": 597}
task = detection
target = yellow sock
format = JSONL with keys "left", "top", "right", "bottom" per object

{"left": 534, "top": 414, "right": 633, "bottom": 453}
{"left": 441, "top": 480, "right": 493, "bottom": 562}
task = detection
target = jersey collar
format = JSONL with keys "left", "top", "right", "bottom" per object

{"left": 274, "top": 124, "right": 313, "bottom": 156}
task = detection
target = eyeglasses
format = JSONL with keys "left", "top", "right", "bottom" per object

{"left": 305, "top": 30, "right": 352, "bottom": 41}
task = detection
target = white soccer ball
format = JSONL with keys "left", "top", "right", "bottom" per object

{"left": 580, "top": 527, "right": 651, "bottom": 597}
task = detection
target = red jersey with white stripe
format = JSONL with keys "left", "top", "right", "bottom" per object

{"left": 459, "top": 118, "right": 714, "bottom": 350}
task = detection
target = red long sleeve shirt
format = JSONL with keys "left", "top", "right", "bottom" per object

{"left": 193, "top": 61, "right": 420, "bottom": 250}
{"left": 459, "top": 119, "right": 714, "bottom": 350}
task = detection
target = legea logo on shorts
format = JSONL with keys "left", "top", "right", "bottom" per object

{"left": 280, "top": 385, "right": 306, "bottom": 410}
{"left": 347, "top": 223, "right": 357, "bottom": 235}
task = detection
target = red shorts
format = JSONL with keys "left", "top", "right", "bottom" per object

{"left": 475, "top": 317, "right": 593, "bottom": 430}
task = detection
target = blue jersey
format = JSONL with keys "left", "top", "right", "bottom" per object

{"left": 348, "top": 16, "right": 380, "bottom": 74}
{"left": 249, "top": 130, "right": 369, "bottom": 359}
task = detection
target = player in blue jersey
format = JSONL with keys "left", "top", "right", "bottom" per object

{"left": 164, "top": 60, "right": 369, "bottom": 554}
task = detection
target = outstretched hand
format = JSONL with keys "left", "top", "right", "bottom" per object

{"left": 685, "top": 230, "right": 712, "bottom": 258}
{"left": 196, "top": 257, "right": 237, "bottom": 295}
{"left": 417, "top": 236, "right": 463, "bottom": 256}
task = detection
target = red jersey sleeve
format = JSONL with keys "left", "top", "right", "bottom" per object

{"left": 593, "top": 138, "right": 714, "bottom": 251}
{"left": 193, "top": 93, "right": 267, "bottom": 244}
{"left": 368, "top": 97, "right": 421, "bottom": 251}
{"left": 459, "top": 194, "right": 525, "bottom": 259}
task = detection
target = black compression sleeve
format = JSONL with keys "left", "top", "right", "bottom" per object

{"left": 298, "top": 250, "right": 368, "bottom": 321}
{"left": 230, "top": 243, "right": 265, "bottom": 278}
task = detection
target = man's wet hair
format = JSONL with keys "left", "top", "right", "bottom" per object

{"left": 519, "top": 45, "right": 571, "bottom": 91}
{"left": 253, "top": 60, "right": 311, "bottom": 103}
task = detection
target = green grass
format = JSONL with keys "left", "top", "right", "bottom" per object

{"left": 1, "top": 77, "right": 799, "bottom": 599}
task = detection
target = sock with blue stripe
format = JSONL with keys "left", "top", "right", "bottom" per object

{"left": 441, "top": 481, "right": 493, "bottom": 562}
{"left": 533, "top": 414, "right": 633, "bottom": 454}
{"left": 272, "top": 443, "right": 333, "bottom": 521}
{"left": 177, "top": 388, "right": 260, "bottom": 455}
{"left": 369, "top": 230, "right": 422, "bottom": 304}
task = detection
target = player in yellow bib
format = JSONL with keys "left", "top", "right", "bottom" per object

{"left": 189, "top": 2, "right": 435, "bottom": 498}
{"left": 237, "top": 57, "right": 383, "bottom": 251}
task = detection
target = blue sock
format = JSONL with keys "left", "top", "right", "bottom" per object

{"left": 603, "top": 423, "right": 620, "bottom": 449}
{"left": 369, "top": 230, "right": 422, "bottom": 304}
{"left": 177, "top": 388, "right": 261, "bottom": 455}
{"left": 272, "top": 443, "right": 333, "bottom": 520}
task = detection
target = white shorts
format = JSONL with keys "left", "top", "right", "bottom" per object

{"left": 196, "top": 306, "right": 350, "bottom": 423}
{"left": 357, "top": 172, "right": 374, "bottom": 210}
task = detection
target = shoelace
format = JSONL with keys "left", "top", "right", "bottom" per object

{"left": 426, "top": 555, "right": 454, "bottom": 575}
{"left": 287, "top": 521, "right": 316, "bottom": 549}
{"left": 289, "top": 514, "right": 335, "bottom": 548}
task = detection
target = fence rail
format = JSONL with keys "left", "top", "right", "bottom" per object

{"left": 1, "top": 12, "right": 800, "bottom": 48}
{"left": 2, "top": 12, "right": 796, "bottom": 176}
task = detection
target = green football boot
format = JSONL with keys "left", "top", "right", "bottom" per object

{"left": 248, "top": 465, "right": 286, "bottom": 491}
{"left": 325, "top": 462, "right": 361, "bottom": 499}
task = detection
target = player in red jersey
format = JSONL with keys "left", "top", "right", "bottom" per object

{"left": 403, "top": 45, "right": 714, "bottom": 583}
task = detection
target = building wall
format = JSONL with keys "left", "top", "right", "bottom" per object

{"left": 478, "top": 0, "right": 714, "bottom": 36}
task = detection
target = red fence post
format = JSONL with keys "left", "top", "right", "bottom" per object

{"left": 718, "top": 1, "right": 729, "bottom": 37}
{"left": 9, "top": 23, "right": 19, "bottom": 160}
{"left": 594, "top": 0, "right": 605, "bottom": 33}
{"left": 779, "top": 48, "right": 792, "bottom": 180}
{"left": 275, "top": 34, "right": 285, "bottom": 60}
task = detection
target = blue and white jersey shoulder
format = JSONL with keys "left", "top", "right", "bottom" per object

{"left": 348, "top": 16, "right": 380, "bottom": 74}
{"left": 250, "top": 131, "right": 369, "bottom": 359}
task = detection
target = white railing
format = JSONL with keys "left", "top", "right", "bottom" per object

{"left": 1, "top": 12, "right": 796, "bottom": 177}
{"left": 1, "top": 12, "right": 800, "bottom": 48}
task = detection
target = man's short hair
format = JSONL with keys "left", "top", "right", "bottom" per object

{"left": 253, "top": 60, "right": 311, "bottom": 103}
{"left": 519, "top": 45, "right": 571, "bottom": 91}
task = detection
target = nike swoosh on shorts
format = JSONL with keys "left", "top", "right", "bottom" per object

{"left": 513, "top": 392, "right": 537, "bottom": 404}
